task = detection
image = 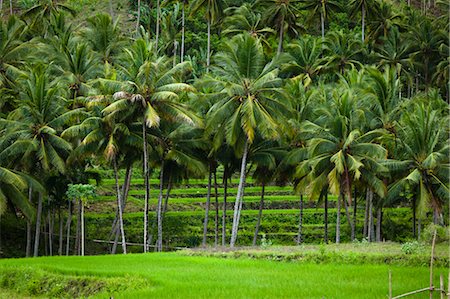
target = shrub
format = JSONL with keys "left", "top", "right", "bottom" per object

{"left": 421, "top": 224, "right": 450, "bottom": 244}
{"left": 401, "top": 241, "right": 425, "bottom": 255}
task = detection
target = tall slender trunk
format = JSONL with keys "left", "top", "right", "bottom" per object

{"left": 66, "top": 200, "right": 72, "bottom": 256}
{"left": 143, "top": 122, "right": 150, "bottom": 253}
{"left": 368, "top": 190, "right": 374, "bottom": 242}
{"left": 376, "top": 207, "right": 382, "bottom": 242}
{"left": 353, "top": 189, "right": 357, "bottom": 239}
{"left": 363, "top": 189, "right": 369, "bottom": 238}
{"left": 48, "top": 210, "right": 53, "bottom": 256}
{"left": 277, "top": 15, "right": 285, "bottom": 55}
{"left": 230, "top": 140, "right": 249, "bottom": 248}
{"left": 75, "top": 198, "right": 81, "bottom": 255}
{"left": 113, "top": 158, "right": 127, "bottom": 254}
{"left": 206, "top": 16, "right": 211, "bottom": 72}
{"left": 181, "top": 2, "right": 185, "bottom": 63}
{"left": 296, "top": 194, "right": 304, "bottom": 245}
{"left": 58, "top": 209, "right": 63, "bottom": 255}
{"left": 222, "top": 168, "right": 228, "bottom": 246}
{"left": 26, "top": 220, "right": 32, "bottom": 257}
{"left": 33, "top": 192, "right": 43, "bottom": 257}
{"left": 156, "top": 160, "right": 165, "bottom": 252}
{"left": 418, "top": 218, "right": 421, "bottom": 240}
{"left": 412, "top": 197, "right": 416, "bottom": 238}
{"left": 9, "top": 0, "right": 12, "bottom": 15}
{"left": 26, "top": 186, "right": 33, "bottom": 257}
{"left": 202, "top": 164, "right": 213, "bottom": 247}
{"left": 80, "top": 201, "right": 85, "bottom": 256}
{"left": 155, "top": 0, "right": 161, "bottom": 52}
{"left": 44, "top": 217, "right": 48, "bottom": 256}
{"left": 214, "top": 169, "right": 219, "bottom": 247}
{"left": 361, "top": 3, "right": 365, "bottom": 42}
{"left": 173, "top": 40, "right": 178, "bottom": 67}
{"left": 336, "top": 193, "right": 341, "bottom": 244}
{"left": 253, "top": 183, "right": 265, "bottom": 246}
{"left": 324, "top": 193, "right": 328, "bottom": 243}
{"left": 136, "top": 0, "right": 141, "bottom": 33}
{"left": 344, "top": 198, "right": 355, "bottom": 241}
{"left": 162, "top": 176, "right": 173, "bottom": 215}
{"left": 320, "top": 9, "right": 325, "bottom": 41}
{"left": 109, "top": 0, "right": 114, "bottom": 21}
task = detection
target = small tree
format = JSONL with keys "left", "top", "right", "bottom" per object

{"left": 66, "top": 184, "right": 96, "bottom": 256}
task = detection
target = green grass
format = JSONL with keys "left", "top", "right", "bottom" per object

{"left": 0, "top": 252, "right": 447, "bottom": 298}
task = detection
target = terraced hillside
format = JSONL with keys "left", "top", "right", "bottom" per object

{"left": 70, "top": 168, "right": 415, "bottom": 254}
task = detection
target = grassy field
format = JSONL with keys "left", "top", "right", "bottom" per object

{"left": 0, "top": 250, "right": 448, "bottom": 299}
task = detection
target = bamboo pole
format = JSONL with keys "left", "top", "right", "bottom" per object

{"left": 389, "top": 270, "right": 392, "bottom": 299}
{"left": 440, "top": 274, "right": 444, "bottom": 299}
{"left": 430, "top": 230, "right": 437, "bottom": 299}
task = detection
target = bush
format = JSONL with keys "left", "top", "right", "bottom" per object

{"left": 421, "top": 224, "right": 450, "bottom": 244}
{"left": 401, "top": 241, "right": 425, "bottom": 255}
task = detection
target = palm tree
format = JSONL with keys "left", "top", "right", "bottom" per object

{"left": 0, "top": 64, "right": 74, "bottom": 256}
{"left": 385, "top": 100, "right": 449, "bottom": 225}
{"left": 222, "top": 4, "right": 275, "bottom": 49}
{"left": 300, "top": 0, "right": 340, "bottom": 40}
{"left": 190, "top": 0, "right": 225, "bottom": 71}
{"left": 304, "top": 86, "right": 388, "bottom": 242}
{"left": 348, "top": 0, "right": 379, "bottom": 42}
{"left": 104, "top": 37, "right": 199, "bottom": 252}
{"left": 367, "top": 1, "right": 401, "bottom": 42}
{"left": 256, "top": 0, "right": 302, "bottom": 54}
{"left": 203, "top": 33, "right": 290, "bottom": 247}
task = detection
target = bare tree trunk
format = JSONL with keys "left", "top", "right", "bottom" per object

{"left": 9, "top": 0, "right": 12, "bottom": 15}
{"left": 81, "top": 202, "right": 85, "bottom": 256}
{"left": 155, "top": 0, "right": 161, "bottom": 52}
{"left": 66, "top": 200, "right": 72, "bottom": 256}
{"left": 109, "top": 0, "right": 114, "bottom": 21}
{"left": 418, "top": 218, "right": 421, "bottom": 240}
{"left": 202, "top": 164, "right": 213, "bottom": 247}
{"left": 353, "top": 188, "right": 357, "bottom": 238}
{"left": 412, "top": 197, "right": 416, "bottom": 238}
{"left": 136, "top": 0, "right": 141, "bottom": 33}
{"left": 324, "top": 193, "right": 328, "bottom": 243}
{"left": 296, "top": 194, "right": 303, "bottom": 245}
{"left": 58, "top": 208, "right": 63, "bottom": 255}
{"left": 253, "top": 183, "right": 265, "bottom": 246}
{"left": 214, "top": 169, "right": 219, "bottom": 247}
{"left": 143, "top": 122, "right": 150, "bottom": 253}
{"left": 162, "top": 176, "right": 173, "bottom": 215}
{"left": 44, "top": 217, "right": 48, "bottom": 256}
{"left": 156, "top": 160, "right": 165, "bottom": 252}
{"left": 320, "top": 10, "right": 325, "bottom": 40}
{"left": 222, "top": 168, "right": 228, "bottom": 246}
{"left": 113, "top": 157, "right": 127, "bottom": 254}
{"left": 368, "top": 190, "right": 374, "bottom": 242}
{"left": 206, "top": 16, "right": 211, "bottom": 72}
{"left": 181, "top": 2, "right": 185, "bottom": 63}
{"left": 26, "top": 220, "right": 32, "bottom": 257}
{"left": 336, "top": 193, "right": 341, "bottom": 244}
{"left": 48, "top": 210, "right": 53, "bottom": 256}
{"left": 75, "top": 199, "right": 81, "bottom": 255}
{"left": 230, "top": 140, "right": 249, "bottom": 248}
{"left": 361, "top": 3, "right": 365, "bottom": 42}
{"left": 343, "top": 197, "right": 355, "bottom": 241}
{"left": 363, "top": 189, "right": 369, "bottom": 238}
{"left": 277, "top": 15, "right": 285, "bottom": 55}
{"left": 376, "top": 207, "right": 382, "bottom": 242}
{"left": 33, "top": 192, "right": 43, "bottom": 257}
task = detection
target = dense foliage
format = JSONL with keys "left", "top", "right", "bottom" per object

{"left": 0, "top": 0, "right": 448, "bottom": 257}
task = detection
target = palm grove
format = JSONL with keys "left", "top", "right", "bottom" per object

{"left": 0, "top": 0, "right": 448, "bottom": 257}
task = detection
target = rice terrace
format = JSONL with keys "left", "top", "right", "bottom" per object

{"left": 0, "top": 0, "right": 448, "bottom": 297}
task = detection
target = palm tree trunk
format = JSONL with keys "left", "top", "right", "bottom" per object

{"left": 202, "top": 164, "right": 213, "bottom": 247}
{"left": 363, "top": 189, "right": 369, "bottom": 238}
{"left": 296, "top": 194, "right": 303, "bottom": 245}
{"left": 353, "top": 188, "right": 357, "bottom": 239}
{"left": 58, "top": 208, "right": 63, "bottom": 255}
{"left": 368, "top": 189, "right": 374, "bottom": 242}
{"left": 48, "top": 210, "right": 53, "bottom": 256}
{"left": 277, "top": 15, "right": 285, "bottom": 55}
{"left": 26, "top": 220, "right": 32, "bottom": 257}
{"left": 156, "top": 160, "right": 165, "bottom": 252}
{"left": 230, "top": 140, "right": 249, "bottom": 248}
{"left": 155, "top": 0, "right": 161, "bottom": 52}
{"left": 336, "top": 193, "right": 341, "bottom": 244}
{"left": 33, "top": 192, "right": 43, "bottom": 257}
{"left": 376, "top": 207, "right": 382, "bottom": 242}
{"left": 222, "top": 167, "right": 228, "bottom": 246}
{"left": 136, "top": 0, "right": 141, "bottom": 33}
{"left": 361, "top": 3, "right": 365, "bottom": 42}
{"left": 162, "top": 175, "right": 173, "bottom": 215}
{"left": 206, "top": 16, "right": 211, "bottom": 72}
{"left": 109, "top": 0, "right": 114, "bottom": 21}
{"left": 320, "top": 9, "right": 325, "bottom": 40}
{"left": 343, "top": 197, "right": 355, "bottom": 241}
{"left": 113, "top": 157, "right": 127, "bottom": 254}
{"left": 66, "top": 199, "right": 72, "bottom": 256}
{"left": 417, "top": 218, "right": 421, "bottom": 240}
{"left": 143, "top": 122, "right": 150, "bottom": 253}
{"left": 412, "top": 197, "right": 416, "bottom": 238}
{"left": 75, "top": 199, "right": 81, "bottom": 255}
{"left": 181, "top": 2, "right": 185, "bottom": 63}
{"left": 9, "top": 0, "right": 12, "bottom": 15}
{"left": 253, "top": 183, "right": 265, "bottom": 246}
{"left": 214, "top": 169, "right": 219, "bottom": 247}
{"left": 324, "top": 193, "right": 328, "bottom": 243}
{"left": 173, "top": 40, "right": 178, "bottom": 67}
{"left": 81, "top": 201, "right": 85, "bottom": 256}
